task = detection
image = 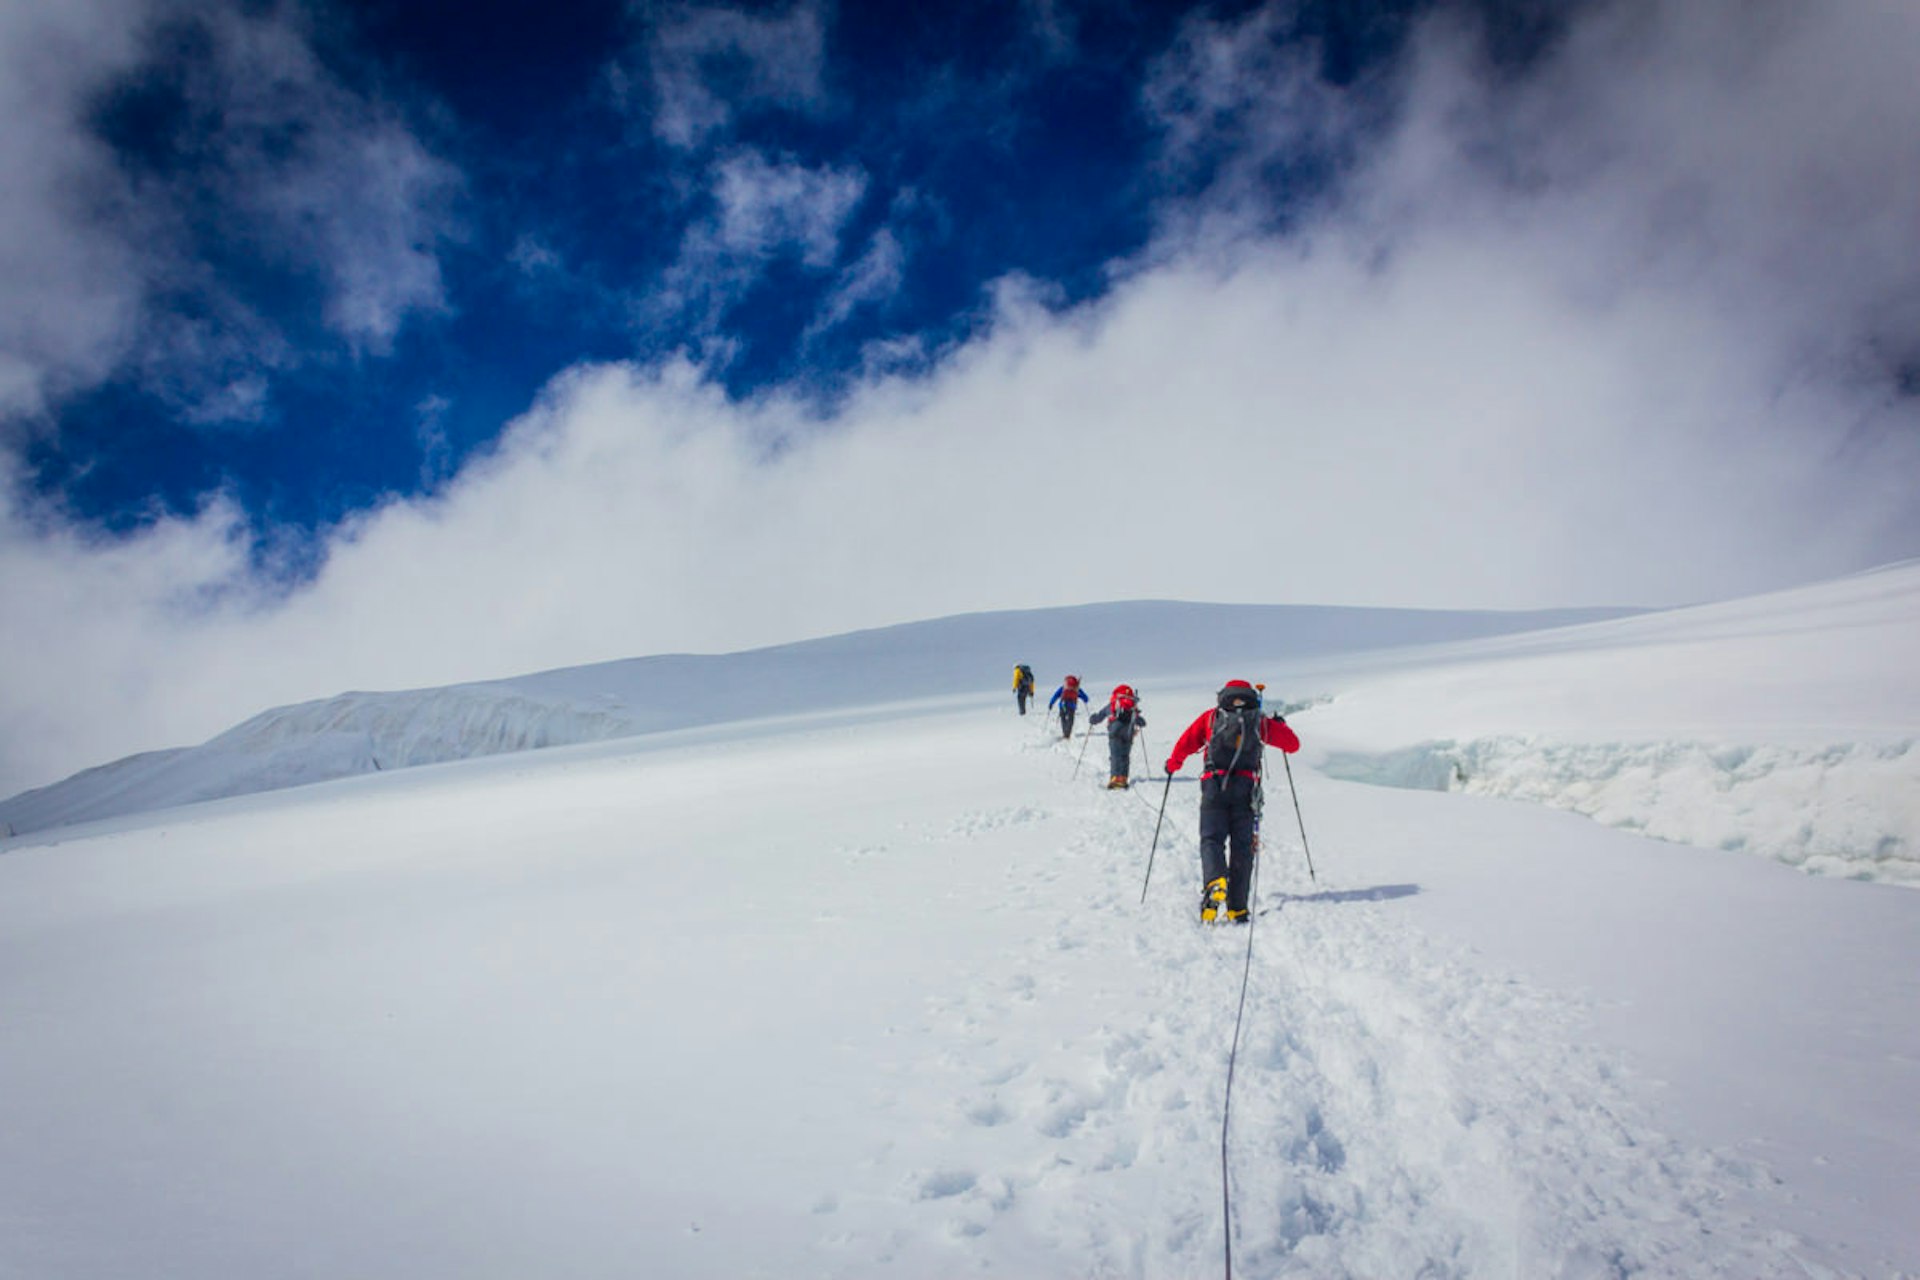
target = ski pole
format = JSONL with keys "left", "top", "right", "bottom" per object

{"left": 1141, "top": 769, "right": 1174, "bottom": 903}
{"left": 1282, "top": 750, "right": 1316, "bottom": 884}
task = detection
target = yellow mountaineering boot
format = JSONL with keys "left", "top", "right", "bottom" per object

{"left": 1226, "top": 907, "right": 1250, "bottom": 923}
{"left": 1200, "top": 877, "right": 1228, "bottom": 923}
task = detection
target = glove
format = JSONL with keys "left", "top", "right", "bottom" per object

{"left": 1164, "top": 760, "right": 1178, "bottom": 775}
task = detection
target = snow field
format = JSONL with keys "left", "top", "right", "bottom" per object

{"left": 976, "top": 719, "right": 1803, "bottom": 1279}
{"left": 0, "top": 716, "right": 1006, "bottom": 1277}
{"left": 4, "top": 690, "right": 1916, "bottom": 1277}
{"left": 1284, "top": 760, "right": 1920, "bottom": 1278}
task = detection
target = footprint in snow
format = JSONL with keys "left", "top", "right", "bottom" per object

{"left": 1034, "top": 1082, "right": 1093, "bottom": 1138}
{"left": 915, "top": 1169, "right": 977, "bottom": 1200}
{"left": 949, "top": 807, "right": 1047, "bottom": 837}
{"left": 980, "top": 1062, "right": 1027, "bottom": 1087}
{"left": 1290, "top": 1107, "right": 1348, "bottom": 1175}
{"left": 961, "top": 1097, "right": 1012, "bottom": 1127}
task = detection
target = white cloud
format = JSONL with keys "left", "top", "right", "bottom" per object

{"left": 0, "top": 463, "right": 257, "bottom": 794}
{"left": 635, "top": 0, "right": 829, "bottom": 150}
{"left": 509, "top": 234, "right": 565, "bottom": 278}
{"left": 415, "top": 393, "right": 454, "bottom": 489}
{"left": 710, "top": 150, "right": 866, "bottom": 267}
{"left": 0, "top": 0, "right": 149, "bottom": 418}
{"left": 289, "top": 129, "right": 462, "bottom": 355}
{"left": 0, "top": 0, "right": 460, "bottom": 421}
{"left": 5, "top": 0, "right": 1919, "bottom": 801}
{"left": 806, "top": 227, "right": 907, "bottom": 343}
{"left": 647, "top": 149, "right": 867, "bottom": 336}
{"left": 162, "top": 4, "right": 463, "bottom": 357}
{"left": 178, "top": 373, "right": 271, "bottom": 427}
{"left": 1143, "top": 1, "right": 1362, "bottom": 221}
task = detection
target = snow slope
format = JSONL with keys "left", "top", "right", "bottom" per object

{"left": 1305, "top": 560, "right": 1920, "bottom": 884}
{"left": 2, "top": 566, "right": 1916, "bottom": 1277}
{"left": 0, "top": 600, "right": 1631, "bottom": 838}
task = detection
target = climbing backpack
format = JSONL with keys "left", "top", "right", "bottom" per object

{"left": 1204, "top": 704, "right": 1264, "bottom": 776}
{"left": 1016, "top": 664, "right": 1033, "bottom": 688}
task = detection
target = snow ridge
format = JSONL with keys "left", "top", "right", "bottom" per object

{"left": 1, "top": 598, "right": 1637, "bottom": 839}
{"left": 1321, "top": 737, "right": 1920, "bottom": 885}
{"left": 0, "top": 686, "right": 648, "bottom": 838}
{"left": 205, "top": 687, "right": 646, "bottom": 771}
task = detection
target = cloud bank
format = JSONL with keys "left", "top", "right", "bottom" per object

{"left": 4, "top": 0, "right": 1919, "bottom": 797}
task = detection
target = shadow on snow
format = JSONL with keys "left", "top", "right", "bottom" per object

{"left": 1272, "top": 883, "right": 1421, "bottom": 906}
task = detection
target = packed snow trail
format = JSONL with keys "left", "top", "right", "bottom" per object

{"left": 812, "top": 715, "right": 1833, "bottom": 1278}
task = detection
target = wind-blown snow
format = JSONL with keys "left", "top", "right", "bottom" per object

{"left": 2, "top": 566, "right": 1917, "bottom": 1276}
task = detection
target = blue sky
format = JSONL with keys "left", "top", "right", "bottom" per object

{"left": 4, "top": 0, "right": 1920, "bottom": 795}
{"left": 20, "top": 0, "right": 1383, "bottom": 540}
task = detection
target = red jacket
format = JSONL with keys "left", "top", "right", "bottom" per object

{"left": 1164, "top": 709, "right": 1300, "bottom": 777}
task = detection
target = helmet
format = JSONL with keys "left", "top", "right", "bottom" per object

{"left": 1217, "top": 679, "right": 1259, "bottom": 709}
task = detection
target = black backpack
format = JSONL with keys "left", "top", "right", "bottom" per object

{"left": 1204, "top": 703, "right": 1264, "bottom": 775}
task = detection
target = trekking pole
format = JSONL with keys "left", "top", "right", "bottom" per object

{"left": 1141, "top": 770, "right": 1174, "bottom": 904}
{"left": 1072, "top": 717, "right": 1096, "bottom": 778}
{"left": 1281, "top": 750, "right": 1317, "bottom": 884}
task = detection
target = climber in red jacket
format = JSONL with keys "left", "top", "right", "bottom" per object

{"left": 1164, "top": 680, "right": 1300, "bottom": 923}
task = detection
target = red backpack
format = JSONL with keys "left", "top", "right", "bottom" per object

{"left": 1109, "top": 684, "right": 1136, "bottom": 713}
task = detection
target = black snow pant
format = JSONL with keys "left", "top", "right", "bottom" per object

{"left": 1198, "top": 773, "right": 1261, "bottom": 913}
{"left": 1059, "top": 705, "right": 1077, "bottom": 738}
{"left": 1107, "top": 728, "right": 1135, "bottom": 781}
{"left": 1017, "top": 687, "right": 1031, "bottom": 714}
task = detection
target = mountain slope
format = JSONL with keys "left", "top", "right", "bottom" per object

{"left": 2, "top": 568, "right": 1916, "bottom": 1275}
{"left": 1, "top": 599, "right": 1633, "bottom": 838}
{"left": 0, "top": 678, "right": 1912, "bottom": 1276}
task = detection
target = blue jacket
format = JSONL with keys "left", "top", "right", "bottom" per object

{"left": 1048, "top": 684, "right": 1089, "bottom": 709}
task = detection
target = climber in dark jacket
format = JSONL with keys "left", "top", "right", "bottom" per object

{"left": 1088, "top": 684, "right": 1145, "bottom": 789}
